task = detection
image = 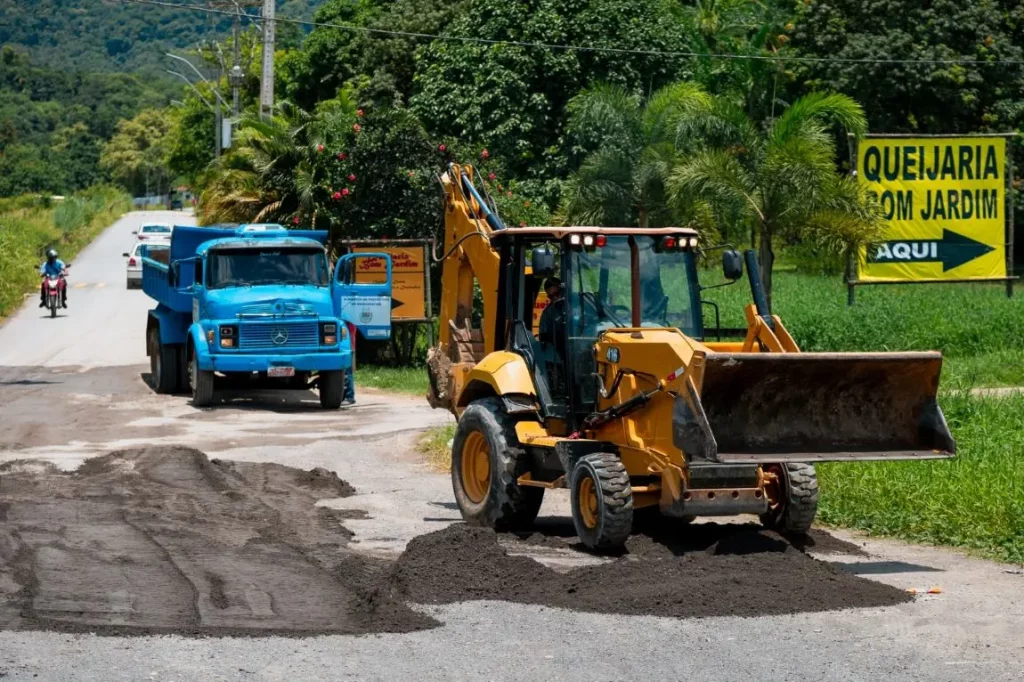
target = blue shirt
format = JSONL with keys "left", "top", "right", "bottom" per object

{"left": 40, "top": 259, "right": 65, "bottom": 277}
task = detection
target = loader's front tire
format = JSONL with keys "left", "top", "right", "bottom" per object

{"left": 451, "top": 398, "right": 543, "bottom": 531}
{"left": 760, "top": 462, "right": 819, "bottom": 535}
{"left": 571, "top": 452, "right": 633, "bottom": 552}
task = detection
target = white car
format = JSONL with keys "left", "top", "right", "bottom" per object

{"left": 124, "top": 240, "right": 170, "bottom": 289}
{"left": 132, "top": 223, "right": 174, "bottom": 241}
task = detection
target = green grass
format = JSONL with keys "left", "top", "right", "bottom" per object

{"left": 702, "top": 272, "right": 1024, "bottom": 387}
{"left": 354, "top": 365, "right": 430, "bottom": 395}
{"left": 818, "top": 392, "right": 1024, "bottom": 563}
{"left": 419, "top": 423, "right": 457, "bottom": 471}
{"left": 0, "top": 187, "right": 130, "bottom": 318}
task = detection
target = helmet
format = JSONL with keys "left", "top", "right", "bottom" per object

{"left": 46, "top": 249, "right": 57, "bottom": 261}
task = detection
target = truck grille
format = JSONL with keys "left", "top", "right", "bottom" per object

{"left": 238, "top": 322, "right": 319, "bottom": 349}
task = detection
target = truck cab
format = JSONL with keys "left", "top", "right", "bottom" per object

{"left": 143, "top": 224, "right": 392, "bottom": 408}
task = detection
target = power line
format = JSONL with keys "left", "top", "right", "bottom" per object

{"left": 118, "top": 0, "right": 1024, "bottom": 67}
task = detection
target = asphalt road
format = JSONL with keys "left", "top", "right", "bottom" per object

{"left": 1, "top": 212, "right": 1022, "bottom": 681}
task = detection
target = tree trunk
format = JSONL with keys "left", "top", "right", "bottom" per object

{"left": 758, "top": 225, "right": 774, "bottom": 312}
{"left": 638, "top": 209, "right": 649, "bottom": 229}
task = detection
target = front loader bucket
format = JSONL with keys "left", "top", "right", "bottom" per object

{"left": 681, "top": 352, "right": 955, "bottom": 463}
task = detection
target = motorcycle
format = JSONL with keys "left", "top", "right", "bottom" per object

{"left": 42, "top": 272, "right": 66, "bottom": 318}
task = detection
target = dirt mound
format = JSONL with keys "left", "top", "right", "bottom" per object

{"left": 1, "top": 446, "right": 895, "bottom": 637}
{"left": 291, "top": 466, "right": 357, "bottom": 496}
{"left": 791, "top": 529, "right": 870, "bottom": 556}
{"left": 0, "top": 446, "right": 436, "bottom": 637}
{"left": 387, "top": 524, "right": 910, "bottom": 619}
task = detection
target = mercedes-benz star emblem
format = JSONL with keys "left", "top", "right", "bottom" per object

{"left": 271, "top": 328, "right": 289, "bottom": 345}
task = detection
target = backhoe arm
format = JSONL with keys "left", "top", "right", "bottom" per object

{"left": 428, "top": 164, "right": 504, "bottom": 411}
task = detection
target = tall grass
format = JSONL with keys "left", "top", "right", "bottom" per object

{"left": 0, "top": 186, "right": 130, "bottom": 318}
{"left": 701, "top": 271, "right": 1024, "bottom": 386}
{"left": 354, "top": 364, "right": 430, "bottom": 395}
{"left": 818, "top": 392, "right": 1024, "bottom": 563}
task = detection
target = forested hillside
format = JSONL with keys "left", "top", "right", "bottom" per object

{"left": 0, "top": 0, "right": 321, "bottom": 77}
{"left": 0, "top": 46, "right": 163, "bottom": 195}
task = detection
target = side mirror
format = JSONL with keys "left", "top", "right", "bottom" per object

{"left": 132, "top": 230, "right": 138, "bottom": 235}
{"left": 122, "top": 252, "right": 130, "bottom": 257}
{"left": 531, "top": 247, "right": 555, "bottom": 278}
{"left": 168, "top": 262, "right": 178, "bottom": 287}
{"left": 722, "top": 250, "right": 743, "bottom": 281}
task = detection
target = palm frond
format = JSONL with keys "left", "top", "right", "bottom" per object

{"left": 770, "top": 92, "right": 867, "bottom": 148}
{"left": 670, "top": 148, "right": 760, "bottom": 221}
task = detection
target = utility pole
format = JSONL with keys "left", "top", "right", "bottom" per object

{"left": 214, "top": 64, "right": 223, "bottom": 159}
{"left": 260, "top": 0, "right": 275, "bottom": 119}
{"left": 232, "top": 11, "right": 241, "bottom": 116}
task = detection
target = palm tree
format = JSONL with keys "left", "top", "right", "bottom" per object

{"left": 559, "top": 82, "right": 714, "bottom": 230}
{"left": 669, "top": 92, "right": 881, "bottom": 308}
{"left": 198, "top": 94, "right": 358, "bottom": 227}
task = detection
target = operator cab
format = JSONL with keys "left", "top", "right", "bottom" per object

{"left": 494, "top": 227, "right": 705, "bottom": 433}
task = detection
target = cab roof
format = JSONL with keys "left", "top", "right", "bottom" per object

{"left": 196, "top": 236, "right": 326, "bottom": 255}
{"left": 492, "top": 226, "right": 699, "bottom": 240}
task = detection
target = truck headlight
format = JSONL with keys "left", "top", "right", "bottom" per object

{"left": 218, "top": 325, "right": 237, "bottom": 348}
{"left": 321, "top": 322, "right": 339, "bottom": 345}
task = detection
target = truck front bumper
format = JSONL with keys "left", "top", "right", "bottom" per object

{"left": 199, "top": 351, "right": 350, "bottom": 373}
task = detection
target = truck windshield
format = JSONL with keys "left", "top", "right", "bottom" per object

{"left": 207, "top": 247, "right": 329, "bottom": 288}
{"left": 570, "top": 235, "right": 699, "bottom": 336}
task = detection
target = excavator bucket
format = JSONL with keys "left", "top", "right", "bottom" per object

{"left": 687, "top": 352, "right": 956, "bottom": 463}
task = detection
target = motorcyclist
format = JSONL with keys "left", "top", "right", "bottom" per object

{"left": 39, "top": 249, "right": 68, "bottom": 308}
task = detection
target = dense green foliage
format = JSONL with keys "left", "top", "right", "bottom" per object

{"left": 0, "top": 47, "right": 164, "bottom": 196}
{"left": 0, "top": 0, "right": 321, "bottom": 78}
{"left": 792, "top": 0, "right": 1024, "bottom": 135}
{"left": 0, "top": 187, "right": 130, "bottom": 317}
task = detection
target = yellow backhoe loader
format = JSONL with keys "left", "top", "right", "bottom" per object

{"left": 428, "top": 163, "right": 955, "bottom": 551}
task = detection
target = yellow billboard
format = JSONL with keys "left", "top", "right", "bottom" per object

{"left": 857, "top": 136, "right": 1007, "bottom": 281}
{"left": 351, "top": 245, "right": 427, "bottom": 320}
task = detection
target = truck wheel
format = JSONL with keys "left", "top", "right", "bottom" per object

{"left": 175, "top": 346, "right": 189, "bottom": 394}
{"left": 760, "top": 462, "right": 819, "bottom": 535}
{"left": 451, "top": 397, "right": 543, "bottom": 531}
{"left": 319, "top": 371, "right": 344, "bottom": 409}
{"left": 149, "top": 327, "right": 178, "bottom": 395}
{"left": 189, "top": 350, "right": 215, "bottom": 407}
{"left": 571, "top": 452, "right": 633, "bottom": 552}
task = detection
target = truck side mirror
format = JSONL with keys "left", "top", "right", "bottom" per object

{"left": 531, "top": 247, "right": 555, "bottom": 278}
{"left": 122, "top": 252, "right": 130, "bottom": 258}
{"left": 722, "top": 250, "right": 743, "bottom": 281}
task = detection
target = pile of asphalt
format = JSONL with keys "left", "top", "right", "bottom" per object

{"left": 387, "top": 523, "right": 909, "bottom": 619}
{"left": 0, "top": 447, "right": 901, "bottom": 637}
{"left": 0, "top": 446, "right": 435, "bottom": 637}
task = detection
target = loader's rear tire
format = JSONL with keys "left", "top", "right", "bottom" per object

{"left": 760, "top": 462, "right": 819, "bottom": 534}
{"left": 571, "top": 453, "right": 633, "bottom": 552}
{"left": 451, "top": 397, "right": 543, "bottom": 531}
{"left": 319, "top": 371, "right": 344, "bottom": 409}
{"left": 149, "top": 327, "right": 178, "bottom": 395}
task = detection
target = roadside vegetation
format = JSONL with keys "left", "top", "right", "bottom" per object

{"left": 0, "top": 187, "right": 130, "bottom": 317}
{"left": 819, "top": 392, "right": 1024, "bottom": 564}
{"left": 700, "top": 271, "right": 1024, "bottom": 388}
{"left": 354, "top": 365, "right": 429, "bottom": 396}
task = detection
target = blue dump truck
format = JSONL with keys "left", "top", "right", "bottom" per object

{"left": 142, "top": 224, "right": 392, "bottom": 408}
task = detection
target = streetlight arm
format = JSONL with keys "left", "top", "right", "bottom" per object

{"left": 165, "top": 70, "right": 214, "bottom": 111}
{"left": 166, "top": 53, "right": 230, "bottom": 107}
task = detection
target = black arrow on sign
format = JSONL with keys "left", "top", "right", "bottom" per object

{"left": 866, "top": 228, "right": 995, "bottom": 272}
{"left": 391, "top": 297, "right": 403, "bottom": 310}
